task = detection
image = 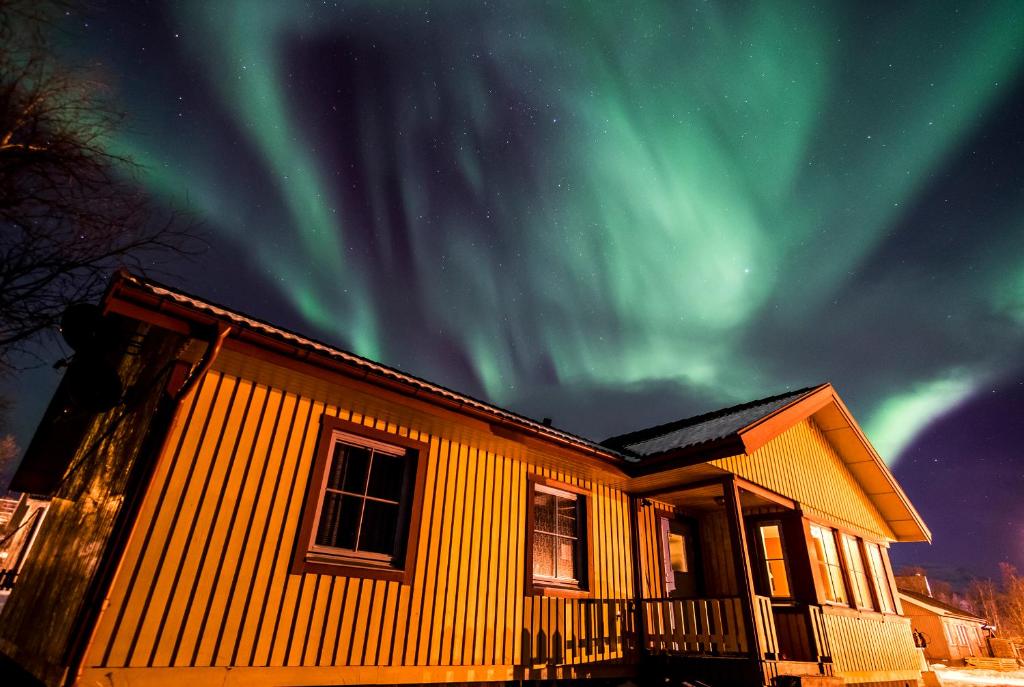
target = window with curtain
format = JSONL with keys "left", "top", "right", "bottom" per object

{"left": 532, "top": 483, "right": 585, "bottom": 588}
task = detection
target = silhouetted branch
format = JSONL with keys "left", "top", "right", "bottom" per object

{"left": 0, "top": 0, "right": 204, "bottom": 370}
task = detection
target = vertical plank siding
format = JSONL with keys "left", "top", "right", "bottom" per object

{"left": 86, "top": 369, "right": 636, "bottom": 677}
{"left": 713, "top": 419, "right": 892, "bottom": 539}
{"left": 0, "top": 323, "right": 186, "bottom": 687}
{"left": 820, "top": 609, "right": 921, "bottom": 682}
{"left": 699, "top": 511, "right": 738, "bottom": 597}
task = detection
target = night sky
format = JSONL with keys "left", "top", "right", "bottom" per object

{"left": 5, "top": 1, "right": 1023, "bottom": 578}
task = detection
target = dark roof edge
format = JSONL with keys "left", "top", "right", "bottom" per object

{"left": 898, "top": 588, "right": 989, "bottom": 622}
{"left": 601, "top": 384, "right": 822, "bottom": 450}
{"left": 105, "top": 272, "right": 632, "bottom": 469}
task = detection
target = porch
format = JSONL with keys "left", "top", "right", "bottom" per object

{"left": 635, "top": 475, "right": 837, "bottom": 684}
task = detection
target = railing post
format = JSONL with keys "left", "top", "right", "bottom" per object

{"left": 723, "top": 476, "right": 769, "bottom": 663}
{"left": 628, "top": 495, "right": 646, "bottom": 658}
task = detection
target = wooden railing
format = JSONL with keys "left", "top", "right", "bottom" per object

{"left": 752, "top": 595, "right": 779, "bottom": 660}
{"left": 641, "top": 597, "right": 749, "bottom": 655}
{"left": 771, "top": 602, "right": 833, "bottom": 662}
{"left": 519, "top": 598, "right": 634, "bottom": 666}
{"left": 807, "top": 604, "right": 832, "bottom": 663}
{"left": 819, "top": 607, "right": 919, "bottom": 676}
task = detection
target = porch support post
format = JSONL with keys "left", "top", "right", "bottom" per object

{"left": 628, "top": 495, "right": 646, "bottom": 659}
{"left": 722, "top": 475, "right": 765, "bottom": 661}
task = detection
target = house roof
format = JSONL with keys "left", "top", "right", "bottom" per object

{"left": 602, "top": 386, "right": 822, "bottom": 458}
{"left": 102, "top": 272, "right": 632, "bottom": 469}
{"left": 13, "top": 271, "right": 930, "bottom": 544}
{"left": 603, "top": 382, "right": 931, "bottom": 543}
{"left": 898, "top": 588, "right": 989, "bottom": 623}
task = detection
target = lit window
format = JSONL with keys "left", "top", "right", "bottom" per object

{"left": 532, "top": 483, "right": 585, "bottom": 588}
{"left": 759, "top": 523, "right": 791, "bottom": 598}
{"left": 660, "top": 517, "right": 689, "bottom": 593}
{"left": 841, "top": 534, "right": 873, "bottom": 609}
{"left": 809, "top": 524, "right": 847, "bottom": 604}
{"left": 865, "top": 542, "right": 895, "bottom": 613}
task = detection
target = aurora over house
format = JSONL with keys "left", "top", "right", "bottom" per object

{"left": 10, "top": 0, "right": 1024, "bottom": 574}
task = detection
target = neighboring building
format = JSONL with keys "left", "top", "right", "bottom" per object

{"left": 896, "top": 576, "right": 993, "bottom": 664}
{"left": 0, "top": 494, "right": 49, "bottom": 592}
{"left": 0, "top": 273, "right": 931, "bottom": 687}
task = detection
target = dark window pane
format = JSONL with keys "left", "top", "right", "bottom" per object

{"left": 337, "top": 445, "right": 370, "bottom": 493}
{"left": 534, "top": 492, "right": 555, "bottom": 533}
{"left": 366, "top": 451, "right": 405, "bottom": 501}
{"left": 533, "top": 533, "right": 555, "bottom": 577}
{"left": 326, "top": 442, "right": 347, "bottom": 489}
{"left": 315, "top": 493, "right": 361, "bottom": 551}
{"left": 359, "top": 500, "right": 400, "bottom": 555}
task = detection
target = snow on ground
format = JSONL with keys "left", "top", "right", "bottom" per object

{"left": 931, "top": 665, "right": 1024, "bottom": 687}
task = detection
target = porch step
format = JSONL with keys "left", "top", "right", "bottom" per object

{"left": 774, "top": 676, "right": 844, "bottom": 687}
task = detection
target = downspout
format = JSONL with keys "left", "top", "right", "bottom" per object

{"left": 62, "top": 323, "right": 231, "bottom": 687}
{"left": 628, "top": 495, "right": 646, "bottom": 662}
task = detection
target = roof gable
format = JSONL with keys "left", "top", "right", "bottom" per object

{"left": 898, "top": 589, "right": 988, "bottom": 623}
{"left": 602, "top": 386, "right": 819, "bottom": 457}
{"left": 605, "top": 384, "right": 931, "bottom": 543}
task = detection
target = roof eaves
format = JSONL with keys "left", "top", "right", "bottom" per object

{"left": 604, "top": 386, "right": 820, "bottom": 451}
{"left": 105, "top": 272, "right": 632, "bottom": 468}
{"left": 898, "top": 589, "right": 987, "bottom": 622}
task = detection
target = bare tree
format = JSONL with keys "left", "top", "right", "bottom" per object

{"left": 999, "top": 563, "right": 1024, "bottom": 637}
{"left": 0, "top": 0, "right": 201, "bottom": 370}
{"left": 966, "top": 577, "right": 1003, "bottom": 630}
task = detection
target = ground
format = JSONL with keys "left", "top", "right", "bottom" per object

{"left": 932, "top": 665, "right": 1024, "bottom": 687}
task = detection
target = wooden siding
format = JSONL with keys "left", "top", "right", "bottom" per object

{"left": 84, "top": 366, "right": 635, "bottom": 682}
{"left": 699, "top": 510, "right": 738, "bottom": 597}
{"left": 820, "top": 608, "right": 921, "bottom": 683}
{"left": 712, "top": 419, "right": 893, "bottom": 540}
{"left": 0, "top": 322, "right": 185, "bottom": 687}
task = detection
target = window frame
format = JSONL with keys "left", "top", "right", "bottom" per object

{"left": 809, "top": 523, "right": 849, "bottom": 605}
{"left": 757, "top": 520, "right": 794, "bottom": 600}
{"left": 291, "top": 414, "right": 429, "bottom": 583}
{"left": 525, "top": 474, "right": 593, "bottom": 598}
{"left": 840, "top": 533, "right": 875, "bottom": 611}
{"left": 864, "top": 540, "right": 897, "bottom": 614}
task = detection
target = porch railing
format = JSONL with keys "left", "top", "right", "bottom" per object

{"left": 641, "top": 596, "right": 750, "bottom": 655}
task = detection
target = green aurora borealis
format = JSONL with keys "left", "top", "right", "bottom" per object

{"left": 0, "top": 0, "right": 999, "bottom": 574}
{"left": 87, "top": 0, "right": 1024, "bottom": 469}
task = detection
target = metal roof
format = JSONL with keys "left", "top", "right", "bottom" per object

{"left": 602, "top": 386, "right": 819, "bottom": 458}
{"left": 109, "top": 272, "right": 631, "bottom": 464}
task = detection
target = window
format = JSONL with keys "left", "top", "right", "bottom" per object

{"left": 660, "top": 517, "right": 689, "bottom": 593}
{"left": 841, "top": 534, "right": 873, "bottom": 609}
{"left": 758, "top": 523, "right": 791, "bottom": 598}
{"left": 809, "top": 524, "right": 847, "bottom": 604}
{"left": 865, "top": 542, "right": 895, "bottom": 613}
{"left": 292, "top": 416, "right": 427, "bottom": 582}
{"left": 529, "top": 480, "right": 588, "bottom": 593}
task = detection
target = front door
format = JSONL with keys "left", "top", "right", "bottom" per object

{"left": 660, "top": 514, "right": 701, "bottom": 598}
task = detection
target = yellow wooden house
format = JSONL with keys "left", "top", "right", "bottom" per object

{"left": 896, "top": 576, "right": 993, "bottom": 665}
{"left": 0, "top": 273, "right": 930, "bottom": 687}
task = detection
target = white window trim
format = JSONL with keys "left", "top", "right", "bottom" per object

{"left": 307, "top": 431, "right": 408, "bottom": 565}
{"left": 532, "top": 484, "right": 582, "bottom": 586}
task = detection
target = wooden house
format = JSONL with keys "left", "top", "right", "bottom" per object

{"left": 896, "top": 577, "right": 992, "bottom": 664}
{"left": 0, "top": 273, "right": 931, "bottom": 687}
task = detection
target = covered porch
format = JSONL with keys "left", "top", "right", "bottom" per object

{"left": 636, "top": 474, "right": 835, "bottom": 684}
